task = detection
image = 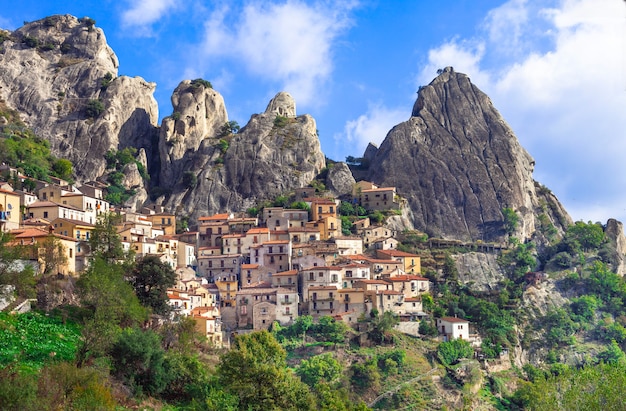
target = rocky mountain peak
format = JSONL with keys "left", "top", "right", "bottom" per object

{"left": 265, "top": 91, "right": 296, "bottom": 118}
{"left": 158, "top": 80, "right": 228, "bottom": 184}
{"left": 367, "top": 67, "right": 571, "bottom": 242}
{"left": 0, "top": 15, "right": 158, "bottom": 182}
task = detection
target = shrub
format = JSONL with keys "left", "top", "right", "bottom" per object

{"left": 84, "top": 99, "right": 104, "bottom": 118}
{"left": 100, "top": 72, "right": 113, "bottom": 91}
{"left": 22, "top": 36, "right": 39, "bottom": 48}
{"left": 274, "top": 115, "right": 289, "bottom": 128}
{"left": 182, "top": 171, "right": 197, "bottom": 188}
{"left": 171, "top": 111, "right": 181, "bottom": 120}
{"left": 189, "top": 78, "right": 212, "bottom": 90}
{"left": 437, "top": 338, "right": 473, "bottom": 366}
{"left": 39, "top": 43, "right": 55, "bottom": 51}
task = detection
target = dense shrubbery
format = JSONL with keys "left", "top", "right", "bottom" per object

{"left": 0, "top": 117, "right": 74, "bottom": 184}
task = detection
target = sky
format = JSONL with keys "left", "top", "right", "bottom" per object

{"left": 1, "top": 0, "right": 625, "bottom": 224}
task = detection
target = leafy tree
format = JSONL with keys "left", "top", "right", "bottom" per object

{"left": 0, "top": 233, "right": 35, "bottom": 298}
{"left": 218, "top": 331, "right": 315, "bottom": 410}
{"left": 75, "top": 257, "right": 146, "bottom": 363}
{"left": 517, "top": 363, "right": 626, "bottom": 410}
{"left": 419, "top": 318, "right": 439, "bottom": 336}
{"left": 350, "top": 360, "right": 380, "bottom": 391}
{"left": 338, "top": 201, "right": 355, "bottom": 216}
{"left": 130, "top": 255, "right": 176, "bottom": 315}
{"left": 36, "top": 235, "right": 68, "bottom": 278}
{"left": 51, "top": 158, "right": 73, "bottom": 181}
{"left": 289, "top": 201, "right": 310, "bottom": 212}
{"left": 437, "top": 338, "right": 473, "bottom": 366}
{"left": 311, "top": 316, "right": 350, "bottom": 343}
{"left": 89, "top": 212, "right": 126, "bottom": 263}
{"left": 111, "top": 327, "right": 169, "bottom": 396}
{"left": 502, "top": 207, "right": 519, "bottom": 235}
{"left": 369, "top": 310, "right": 399, "bottom": 343}
{"left": 190, "top": 78, "right": 212, "bottom": 89}
{"left": 566, "top": 221, "right": 605, "bottom": 252}
{"left": 341, "top": 215, "right": 352, "bottom": 236}
{"left": 296, "top": 353, "right": 342, "bottom": 386}
{"left": 597, "top": 339, "right": 626, "bottom": 365}
{"left": 219, "top": 120, "right": 240, "bottom": 136}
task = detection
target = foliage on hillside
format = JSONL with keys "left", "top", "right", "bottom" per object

{"left": 0, "top": 103, "right": 74, "bottom": 185}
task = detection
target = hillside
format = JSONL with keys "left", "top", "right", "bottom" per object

{"left": 2, "top": 14, "right": 626, "bottom": 411}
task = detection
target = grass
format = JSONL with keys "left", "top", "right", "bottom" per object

{"left": 0, "top": 311, "right": 81, "bottom": 368}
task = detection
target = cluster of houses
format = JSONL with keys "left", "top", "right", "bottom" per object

{"left": 1, "top": 167, "right": 475, "bottom": 347}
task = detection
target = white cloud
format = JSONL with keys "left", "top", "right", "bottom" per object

{"left": 200, "top": 1, "right": 357, "bottom": 105}
{"left": 337, "top": 103, "right": 408, "bottom": 157}
{"left": 121, "top": 0, "right": 178, "bottom": 34}
{"left": 419, "top": 0, "right": 626, "bottom": 223}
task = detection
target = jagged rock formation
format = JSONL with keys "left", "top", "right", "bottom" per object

{"left": 157, "top": 91, "right": 326, "bottom": 221}
{"left": 158, "top": 80, "right": 228, "bottom": 185}
{"left": 0, "top": 15, "right": 158, "bottom": 182}
{"left": 367, "top": 67, "right": 572, "bottom": 242}
{"left": 325, "top": 162, "right": 356, "bottom": 198}
{"left": 604, "top": 219, "right": 626, "bottom": 276}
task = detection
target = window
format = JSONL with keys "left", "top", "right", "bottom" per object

{"left": 43, "top": 211, "right": 48, "bottom": 218}
{"left": 309, "top": 272, "right": 314, "bottom": 280}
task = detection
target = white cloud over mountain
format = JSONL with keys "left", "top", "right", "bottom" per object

{"left": 200, "top": 1, "right": 357, "bottom": 106}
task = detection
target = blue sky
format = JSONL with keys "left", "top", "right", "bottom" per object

{"left": 1, "top": 1, "right": 625, "bottom": 225}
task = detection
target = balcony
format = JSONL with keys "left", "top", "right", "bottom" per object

{"left": 312, "top": 297, "right": 334, "bottom": 302}
{"left": 280, "top": 300, "right": 293, "bottom": 305}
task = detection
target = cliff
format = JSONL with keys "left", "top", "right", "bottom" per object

{"left": 367, "top": 67, "right": 571, "bottom": 242}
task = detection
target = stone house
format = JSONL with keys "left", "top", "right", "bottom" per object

{"left": 0, "top": 188, "right": 21, "bottom": 232}
{"left": 437, "top": 317, "right": 470, "bottom": 341}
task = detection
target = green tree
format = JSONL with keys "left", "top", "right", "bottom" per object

{"left": 36, "top": 235, "right": 68, "bottom": 278}
{"left": 369, "top": 310, "right": 399, "bottom": 343}
{"left": 502, "top": 207, "right": 519, "bottom": 235}
{"left": 296, "top": 353, "right": 342, "bottom": 387}
{"left": 51, "top": 158, "right": 73, "bottom": 181}
{"left": 89, "top": 212, "right": 126, "bottom": 263}
{"left": 566, "top": 221, "right": 605, "bottom": 252}
{"left": 130, "top": 255, "right": 177, "bottom": 316}
{"left": 111, "top": 328, "right": 169, "bottom": 396}
{"left": 0, "top": 233, "right": 35, "bottom": 298}
{"left": 75, "top": 257, "right": 146, "bottom": 363}
{"left": 437, "top": 338, "right": 473, "bottom": 366}
{"left": 218, "top": 330, "right": 315, "bottom": 410}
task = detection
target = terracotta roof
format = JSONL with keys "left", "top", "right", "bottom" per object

{"left": 28, "top": 200, "right": 82, "bottom": 211}
{"left": 241, "top": 263, "right": 259, "bottom": 269}
{"left": 237, "top": 287, "right": 276, "bottom": 295}
{"left": 246, "top": 227, "right": 270, "bottom": 234}
{"left": 51, "top": 217, "right": 95, "bottom": 227}
{"left": 262, "top": 240, "right": 289, "bottom": 245}
{"left": 439, "top": 316, "right": 469, "bottom": 323}
{"left": 385, "top": 275, "right": 429, "bottom": 282}
{"left": 361, "top": 187, "right": 396, "bottom": 193}
{"left": 308, "top": 285, "right": 338, "bottom": 291}
{"left": 199, "top": 213, "right": 229, "bottom": 221}
{"left": 273, "top": 269, "right": 297, "bottom": 276}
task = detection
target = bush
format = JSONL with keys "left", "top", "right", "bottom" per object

{"left": 190, "top": 78, "right": 212, "bottom": 90}
{"left": 22, "top": 36, "right": 39, "bottom": 48}
{"left": 182, "top": 171, "right": 198, "bottom": 188}
{"left": 437, "top": 339, "right": 473, "bottom": 366}
{"left": 274, "top": 115, "right": 289, "bottom": 128}
{"left": 84, "top": 99, "right": 104, "bottom": 118}
{"left": 100, "top": 72, "right": 113, "bottom": 91}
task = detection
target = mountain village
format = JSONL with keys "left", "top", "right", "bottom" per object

{"left": 0, "top": 165, "right": 477, "bottom": 349}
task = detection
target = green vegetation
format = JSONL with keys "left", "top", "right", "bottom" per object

{"left": 129, "top": 255, "right": 176, "bottom": 316}
{"left": 0, "top": 107, "right": 75, "bottom": 184}
{"left": 189, "top": 78, "right": 212, "bottom": 90}
{"left": 84, "top": 99, "right": 104, "bottom": 118}
{"left": 103, "top": 147, "right": 147, "bottom": 205}
{"left": 274, "top": 115, "right": 289, "bottom": 128}
{"left": 100, "top": 72, "right": 113, "bottom": 91}
{"left": 182, "top": 170, "right": 198, "bottom": 188}
{"left": 502, "top": 207, "right": 519, "bottom": 235}
{"left": 22, "top": 35, "right": 39, "bottom": 48}
{"left": 437, "top": 339, "right": 473, "bottom": 366}
{"left": 0, "top": 312, "right": 81, "bottom": 368}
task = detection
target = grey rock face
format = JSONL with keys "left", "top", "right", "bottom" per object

{"left": 159, "top": 92, "right": 326, "bottom": 222}
{"left": 605, "top": 219, "right": 626, "bottom": 276}
{"left": 265, "top": 91, "right": 296, "bottom": 118}
{"left": 0, "top": 15, "right": 158, "bottom": 182}
{"left": 158, "top": 80, "right": 228, "bottom": 185}
{"left": 367, "top": 67, "right": 571, "bottom": 242}
{"left": 325, "top": 162, "right": 356, "bottom": 198}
